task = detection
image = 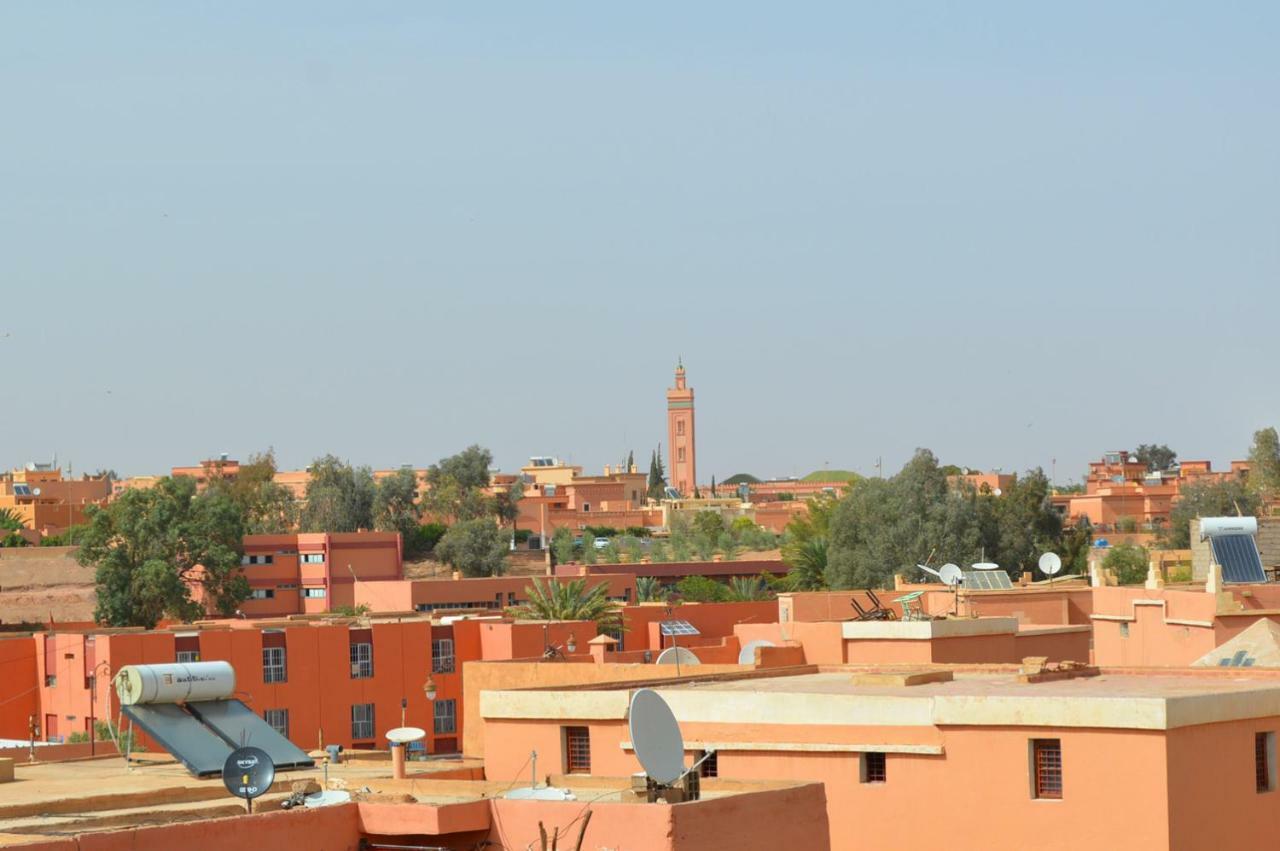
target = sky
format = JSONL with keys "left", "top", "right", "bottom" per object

{"left": 3, "top": 3, "right": 1277, "bottom": 484}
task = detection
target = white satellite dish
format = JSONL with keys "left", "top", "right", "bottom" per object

{"left": 304, "top": 790, "right": 351, "bottom": 808}
{"left": 737, "top": 639, "right": 775, "bottom": 665}
{"left": 655, "top": 646, "right": 700, "bottom": 666}
{"left": 1038, "top": 552, "right": 1063, "bottom": 576}
{"left": 939, "top": 563, "right": 963, "bottom": 586}
{"left": 629, "top": 688, "right": 685, "bottom": 785}
{"left": 32, "top": 487, "right": 41, "bottom": 497}
{"left": 972, "top": 562, "right": 1001, "bottom": 571}
{"left": 505, "top": 786, "right": 577, "bottom": 801}
{"left": 386, "top": 726, "right": 426, "bottom": 744}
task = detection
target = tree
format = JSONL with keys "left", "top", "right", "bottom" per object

{"left": 1248, "top": 427, "right": 1280, "bottom": 508}
{"left": 725, "top": 576, "right": 771, "bottom": 602}
{"left": 424, "top": 445, "right": 493, "bottom": 522}
{"left": 675, "top": 575, "right": 727, "bottom": 602}
{"left": 722, "top": 473, "right": 761, "bottom": 485}
{"left": 407, "top": 522, "right": 448, "bottom": 559}
{"left": 1059, "top": 518, "right": 1094, "bottom": 575}
{"left": 373, "top": 467, "right": 422, "bottom": 543}
{"left": 1134, "top": 444, "right": 1178, "bottom": 473}
{"left": 978, "top": 469, "right": 1063, "bottom": 576}
{"left": 203, "top": 449, "right": 297, "bottom": 534}
{"left": 77, "top": 477, "right": 247, "bottom": 627}
{"left": 492, "top": 480, "right": 524, "bottom": 529}
{"left": 648, "top": 538, "right": 671, "bottom": 563}
{"left": 551, "top": 527, "right": 577, "bottom": 565}
{"left": 782, "top": 494, "right": 836, "bottom": 590}
{"left": 717, "top": 532, "right": 740, "bottom": 561}
{"left": 0, "top": 508, "right": 27, "bottom": 547}
{"left": 635, "top": 576, "right": 662, "bottom": 603}
{"left": 1165, "top": 480, "right": 1261, "bottom": 548}
{"left": 626, "top": 450, "right": 635, "bottom": 472}
{"left": 299, "top": 455, "right": 375, "bottom": 532}
{"left": 710, "top": 475, "right": 717, "bottom": 498}
{"left": 693, "top": 511, "right": 725, "bottom": 540}
{"left": 647, "top": 447, "right": 668, "bottom": 501}
{"left": 581, "top": 534, "right": 598, "bottom": 564}
{"left": 433, "top": 518, "right": 508, "bottom": 577}
{"left": 509, "top": 577, "right": 621, "bottom": 630}
{"left": 1103, "top": 544, "right": 1149, "bottom": 585}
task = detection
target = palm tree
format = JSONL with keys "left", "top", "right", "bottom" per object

{"left": 509, "top": 577, "right": 622, "bottom": 631}
{"left": 635, "top": 576, "right": 662, "bottom": 603}
{"left": 782, "top": 494, "right": 836, "bottom": 590}
{"left": 0, "top": 508, "right": 27, "bottom": 548}
{"left": 726, "top": 576, "right": 771, "bottom": 602}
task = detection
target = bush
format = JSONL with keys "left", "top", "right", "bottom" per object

{"left": 624, "top": 526, "right": 652, "bottom": 538}
{"left": 513, "top": 528, "right": 532, "bottom": 544}
{"left": 1103, "top": 544, "right": 1149, "bottom": 585}
{"left": 583, "top": 526, "right": 621, "bottom": 539}
{"left": 1116, "top": 516, "right": 1138, "bottom": 533}
{"left": 406, "top": 522, "right": 448, "bottom": 559}
{"left": 676, "top": 575, "right": 728, "bottom": 602}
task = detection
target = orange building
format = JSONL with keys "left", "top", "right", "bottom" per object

{"left": 666, "top": 361, "right": 696, "bottom": 497}
{"left": 0, "top": 463, "right": 111, "bottom": 537}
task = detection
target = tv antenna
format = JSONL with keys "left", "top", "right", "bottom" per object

{"left": 222, "top": 746, "right": 274, "bottom": 814}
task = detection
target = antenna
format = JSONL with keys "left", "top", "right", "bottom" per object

{"left": 737, "top": 639, "right": 775, "bottom": 666}
{"left": 629, "top": 689, "right": 685, "bottom": 785}
{"left": 222, "top": 746, "right": 275, "bottom": 814}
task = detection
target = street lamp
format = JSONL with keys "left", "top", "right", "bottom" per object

{"left": 423, "top": 675, "right": 437, "bottom": 702}
{"left": 566, "top": 633, "right": 577, "bottom": 654}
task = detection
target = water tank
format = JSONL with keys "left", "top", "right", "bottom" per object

{"left": 115, "top": 661, "right": 236, "bottom": 706}
{"left": 1199, "top": 516, "right": 1258, "bottom": 541}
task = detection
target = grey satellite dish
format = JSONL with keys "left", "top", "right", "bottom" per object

{"left": 655, "top": 646, "right": 700, "bottom": 666}
{"left": 629, "top": 688, "right": 685, "bottom": 785}
{"left": 737, "top": 639, "right": 776, "bottom": 665}
{"left": 505, "top": 786, "right": 577, "bottom": 801}
{"left": 386, "top": 726, "right": 426, "bottom": 744}
{"left": 304, "top": 790, "right": 351, "bottom": 808}
{"left": 1038, "top": 552, "right": 1063, "bottom": 576}
{"left": 222, "top": 746, "right": 274, "bottom": 808}
{"left": 939, "top": 563, "right": 963, "bottom": 586}
{"left": 972, "top": 562, "right": 1001, "bottom": 571}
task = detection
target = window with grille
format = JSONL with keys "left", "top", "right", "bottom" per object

{"left": 861, "top": 752, "right": 886, "bottom": 784}
{"left": 351, "top": 703, "right": 375, "bottom": 740}
{"left": 301, "top": 553, "right": 325, "bottom": 564}
{"left": 176, "top": 650, "right": 200, "bottom": 664}
{"left": 699, "top": 750, "right": 718, "bottom": 778}
{"left": 564, "top": 726, "right": 591, "bottom": 774}
{"left": 264, "top": 708, "right": 289, "bottom": 737}
{"left": 250, "top": 588, "right": 275, "bottom": 599}
{"left": 1032, "top": 739, "right": 1062, "bottom": 799}
{"left": 1257, "top": 732, "right": 1275, "bottom": 793}
{"left": 262, "top": 646, "right": 287, "bottom": 683}
{"left": 349, "top": 642, "right": 373, "bottom": 678}
{"left": 432, "top": 639, "right": 455, "bottom": 673}
{"left": 434, "top": 699, "right": 457, "bottom": 735}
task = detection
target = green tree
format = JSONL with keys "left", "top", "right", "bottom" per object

{"left": 509, "top": 577, "right": 621, "bottom": 630}
{"left": 1059, "top": 518, "right": 1094, "bottom": 575}
{"left": 725, "top": 576, "right": 771, "bottom": 601}
{"left": 373, "top": 467, "right": 422, "bottom": 543}
{"left": 581, "top": 534, "right": 598, "bottom": 564}
{"left": 602, "top": 541, "right": 622, "bottom": 564}
{"left": 551, "top": 527, "right": 577, "bottom": 565}
{"left": 78, "top": 477, "right": 247, "bottom": 627}
{"left": 675, "top": 575, "right": 727, "bottom": 602}
{"left": 407, "top": 522, "right": 448, "bottom": 559}
{"left": 209, "top": 449, "right": 298, "bottom": 534}
{"left": 0, "top": 508, "right": 27, "bottom": 547}
{"left": 424, "top": 445, "right": 494, "bottom": 522}
{"left": 710, "top": 475, "right": 717, "bottom": 498}
{"left": 1165, "top": 480, "right": 1261, "bottom": 548}
{"left": 635, "top": 576, "right": 662, "bottom": 603}
{"left": 299, "top": 455, "right": 375, "bottom": 532}
{"left": 693, "top": 533, "right": 717, "bottom": 561}
{"left": 977, "top": 469, "right": 1063, "bottom": 576}
{"left": 1134, "top": 444, "right": 1178, "bottom": 473}
{"left": 782, "top": 494, "right": 836, "bottom": 590}
{"left": 648, "top": 538, "right": 671, "bottom": 562}
{"left": 647, "top": 448, "right": 668, "bottom": 501}
{"left": 433, "top": 518, "right": 508, "bottom": 577}
{"left": 693, "top": 511, "right": 725, "bottom": 540}
{"left": 717, "top": 532, "right": 740, "bottom": 561}
{"left": 1248, "top": 427, "right": 1280, "bottom": 508}
{"left": 1103, "top": 544, "right": 1150, "bottom": 585}
{"left": 492, "top": 480, "right": 524, "bottom": 529}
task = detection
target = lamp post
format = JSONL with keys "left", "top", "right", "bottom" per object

{"left": 87, "top": 661, "right": 111, "bottom": 757}
{"left": 423, "top": 675, "right": 437, "bottom": 748}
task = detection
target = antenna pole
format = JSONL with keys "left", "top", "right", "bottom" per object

{"left": 531, "top": 749, "right": 538, "bottom": 789}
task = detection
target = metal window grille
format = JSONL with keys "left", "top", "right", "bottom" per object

{"left": 1033, "top": 739, "right": 1062, "bottom": 799}
{"left": 351, "top": 703, "right": 375, "bottom": 740}
{"left": 862, "top": 752, "right": 886, "bottom": 783}
{"left": 264, "top": 708, "right": 289, "bottom": 738}
{"left": 1257, "top": 733, "right": 1273, "bottom": 793}
{"left": 263, "top": 646, "right": 287, "bottom": 683}
{"left": 699, "top": 750, "right": 718, "bottom": 778}
{"left": 349, "top": 642, "right": 373, "bottom": 679}
{"left": 432, "top": 639, "right": 455, "bottom": 673}
{"left": 434, "top": 699, "right": 457, "bottom": 735}
{"left": 176, "top": 650, "right": 200, "bottom": 664}
{"left": 565, "top": 726, "right": 591, "bottom": 774}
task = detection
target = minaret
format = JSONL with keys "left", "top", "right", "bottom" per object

{"left": 666, "top": 360, "right": 696, "bottom": 497}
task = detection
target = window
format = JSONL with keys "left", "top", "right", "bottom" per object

{"left": 250, "top": 588, "right": 275, "bottom": 600}
{"left": 265, "top": 709, "right": 289, "bottom": 738}
{"left": 349, "top": 631, "right": 373, "bottom": 679}
{"left": 861, "top": 752, "right": 886, "bottom": 784}
{"left": 175, "top": 634, "right": 200, "bottom": 663}
{"left": 677, "top": 421, "right": 685, "bottom": 436}
{"left": 434, "top": 699, "right": 457, "bottom": 735}
{"left": 1119, "top": 622, "right": 1130, "bottom": 638}
{"left": 1032, "top": 739, "right": 1062, "bottom": 799}
{"left": 241, "top": 554, "right": 274, "bottom": 565}
{"left": 582, "top": 502, "right": 590, "bottom": 513}
{"left": 262, "top": 632, "right": 287, "bottom": 683}
{"left": 678, "top": 447, "right": 686, "bottom": 462}
{"left": 1257, "top": 732, "right": 1276, "bottom": 793}
{"left": 351, "top": 703, "right": 375, "bottom": 740}
{"left": 176, "top": 650, "right": 200, "bottom": 664}
{"left": 301, "top": 553, "right": 325, "bottom": 564}
{"left": 302, "top": 588, "right": 327, "bottom": 598}
{"left": 432, "top": 639, "right": 455, "bottom": 673}
{"left": 699, "top": 750, "right": 718, "bottom": 778}
{"left": 565, "top": 726, "right": 591, "bottom": 774}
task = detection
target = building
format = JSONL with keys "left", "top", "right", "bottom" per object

{"left": 0, "top": 463, "right": 112, "bottom": 538}
{"left": 666, "top": 360, "right": 697, "bottom": 497}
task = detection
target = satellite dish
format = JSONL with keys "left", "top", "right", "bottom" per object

{"left": 386, "top": 726, "right": 426, "bottom": 744}
{"left": 917, "top": 564, "right": 942, "bottom": 579}
{"left": 629, "top": 688, "right": 685, "bottom": 785}
{"left": 654, "top": 646, "right": 700, "bottom": 666}
{"left": 505, "top": 786, "right": 577, "bottom": 801}
{"left": 992, "top": 488, "right": 1002, "bottom": 496}
{"left": 31, "top": 487, "right": 41, "bottom": 497}
{"left": 939, "top": 563, "right": 963, "bottom": 586}
{"left": 737, "top": 639, "right": 776, "bottom": 665}
{"left": 304, "top": 790, "right": 351, "bottom": 808}
{"left": 972, "top": 562, "right": 1001, "bottom": 571}
{"left": 1038, "top": 552, "right": 1063, "bottom": 576}
{"left": 222, "top": 746, "right": 274, "bottom": 802}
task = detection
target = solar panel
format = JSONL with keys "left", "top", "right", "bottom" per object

{"left": 122, "top": 703, "right": 233, "bottom": 777}
{"left": 1210, "top": 534, "right": 1267, "bottom": 584}
{"left": 187, "top": 700, "right": 314, "bottom": 770}
{"left": 962, "top": 570, "right": 1012, "bottom": 590}
{"left": 659, "top": 619, "right": 700, "bottom": 637}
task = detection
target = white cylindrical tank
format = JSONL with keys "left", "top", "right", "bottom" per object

{"left": 115, "top": 661, "right": 236, "bottom": 706}
{"left": 1199, "top": 516, "right": 1258, "bottom": 541}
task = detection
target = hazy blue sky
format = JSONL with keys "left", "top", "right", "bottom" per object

{"left": 3, "top": 3, "right": 1277, "bottom": 484}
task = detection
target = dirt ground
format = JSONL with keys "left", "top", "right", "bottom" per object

{"left": 0, "top": 548, "right": 97, "bottom": 625}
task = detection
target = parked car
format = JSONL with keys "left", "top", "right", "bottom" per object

{"left": 593, "top": 537, "right": 611, "bottom": 550}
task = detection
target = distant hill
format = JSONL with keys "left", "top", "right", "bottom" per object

{"left": 801, "top": 470, "right": 861, "bottom": 483}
